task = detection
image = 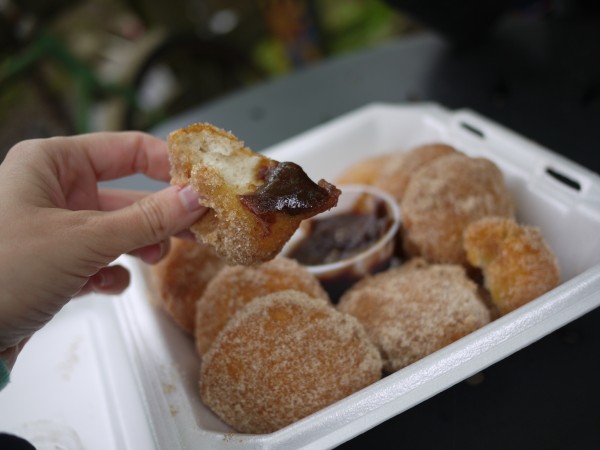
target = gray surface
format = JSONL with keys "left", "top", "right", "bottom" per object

{"left": 150, "top": 32, "right": 445, "bottom": 149}
{"left": 104, "top": 32, "right": 446, "bottom": 192}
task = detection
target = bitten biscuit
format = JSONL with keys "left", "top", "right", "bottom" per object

{"left": 168, "top": 123, "right": 340, "bottom": 265}
{"left": 463, "top": 216, "right": 560, "bottom": 314}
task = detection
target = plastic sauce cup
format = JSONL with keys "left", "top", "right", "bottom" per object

{"left": 282, "top": 184, "right": 401, "bottom": 302}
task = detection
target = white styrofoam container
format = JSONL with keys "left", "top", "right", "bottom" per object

{"left": 114, "top": 103, "right": 600, "bottom": 449}
{"left": 2, "top": 103, "right": 599, "bottom": 449}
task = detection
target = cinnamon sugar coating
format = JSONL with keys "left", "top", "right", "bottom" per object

{"left": 374, "top": 143, "right": 458, "bottom": 202}
{"left": 168, "top": 123, "right": 340, "bottom": 265}
{"left": 335, "top": 153, "right": 395, "bottom": 186}
{"left": 401, "top": 153, "right": 514, "bottom": 265}
{"left": 338, "top": 259, "right": 491, "bottom": 373}
{"left": 151, "top": 238, "right": 225, "bottom": 334}
{"left": 194, "top": 256, "right": 329, "bottom": 355}
{"left": 199, "top": 290, "right": 382, "bottom": 434}
{"left": 463, "top": 216, "right": 560, "bottom": 315}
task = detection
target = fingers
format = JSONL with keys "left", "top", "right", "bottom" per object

{"left": 129, "top": 239, "right": 171, "bottom": 264}
{"left": 62, "top": 131, "right": 172, "bottom": 182}
{"left": 78, "top": 265, "right": 131, "bottom": 296}
{"left": 98, "top": 188, "right": 152, "bottom": 211}
{"left": 99, "top": 188, "right": 197, "bottom": 251}
{"left": 95, "top": 184, "right": 207, "bottom": 256}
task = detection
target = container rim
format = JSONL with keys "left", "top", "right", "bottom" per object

{"left": 283, "top": 183, "right": 401, "bottom": 274}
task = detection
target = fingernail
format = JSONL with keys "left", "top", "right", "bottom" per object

{"left": 177, "top": 185, "right": 202, "bottom": 212}
{"left": 92, "top": 271, "right": 110, "bottom": 289}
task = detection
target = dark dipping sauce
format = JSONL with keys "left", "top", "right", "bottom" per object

{"left": 238, "top": 162, "right": 340, "bottom": 222}
{"left": 288, "top": 199, "right": 392, "bottom": 266}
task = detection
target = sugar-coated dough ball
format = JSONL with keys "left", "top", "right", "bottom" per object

{"left": 463, "top": 216, "right": 560, "bottom": 315}
{"left": 194, "top": 257, "right": 329, "bottom": 355}
{"left": 374, "top": 143, "right": 458, "bottom": 202}
{"left": 151, "top": 238, "right": 225, "bottom": 334}
{"left": 401, "top": 153, "right": 514, "bottom": 265}
{"left": 337, "top": 259, "right": 491, "bottom": 373}
{"left": 335, "top": 153, "right": 395, "bottom": 186}
{"left": 199, "top": 290, "right": 382, "bottom": 434}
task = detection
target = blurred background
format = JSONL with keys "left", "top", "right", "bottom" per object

{"left": 0, "top": 0, "right": 417, "bottom": 158}
{"left": 2, "top": 2, "right": 600, "bottom": 449}
{"left": 3, "top": 0, "right": 598, "bottom": 161}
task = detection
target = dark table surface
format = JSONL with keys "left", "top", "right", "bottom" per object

{"left": 146, "top": 14, "right": 600, "bottom": 450}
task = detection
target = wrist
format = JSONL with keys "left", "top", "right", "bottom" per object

{"left": 0, "top": 352, "right": 10, "bottom": 391}
{"left": 0, "top": 341, "right": 25, "bottom": 372}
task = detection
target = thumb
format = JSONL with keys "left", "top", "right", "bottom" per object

{"left": 96, "top": 185, "right": 206, "bottom": 256}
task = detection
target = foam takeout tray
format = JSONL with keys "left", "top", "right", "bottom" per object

{"left": 2, "top": 103, "right": 600, "bottom": 449}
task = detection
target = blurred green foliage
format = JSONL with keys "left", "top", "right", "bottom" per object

{"left": 0, "top": 0, "right": 416, "bottom": 155}
{"left": 319, "top": 0, "right": 415, "bottom": 54}
{"left": 253, "top": 0, "right": 416, "bottom": 76}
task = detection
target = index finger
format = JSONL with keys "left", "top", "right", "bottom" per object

{"left": 70, "top": 131, "right": 172, "bottom": 182}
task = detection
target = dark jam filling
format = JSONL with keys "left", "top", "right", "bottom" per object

{"left": 238, "top": 162, "right": 340, "bottom": 221}
{"left": 288, "top": 200, "right": 392, "bottom": 266}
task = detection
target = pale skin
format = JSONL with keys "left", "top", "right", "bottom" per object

{"left": 0, "top": 132, "right": 207, "bottom": 370}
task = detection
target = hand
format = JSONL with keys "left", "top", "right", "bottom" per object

{"left": 0, "top": 132, "right": 206, "bottom": 368}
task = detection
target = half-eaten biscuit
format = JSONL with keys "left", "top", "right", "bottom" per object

{"left": 168, "top": 123, "right": 341, "bottom": 265}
